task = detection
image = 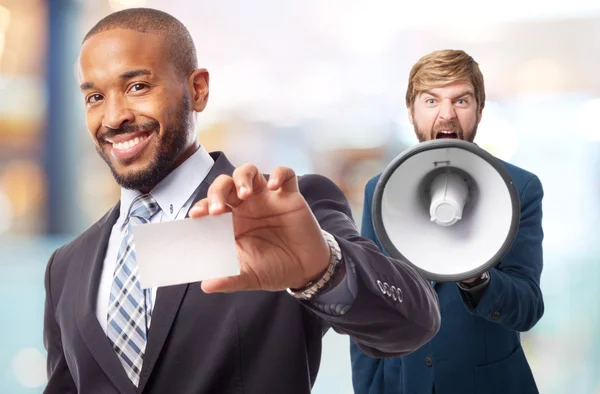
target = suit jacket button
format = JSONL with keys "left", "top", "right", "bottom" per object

{"left": 491, "top": 311, "right": 500, "bottom": 319}
{"left": 425, "top": 357, "right": 433, "bottom": 367}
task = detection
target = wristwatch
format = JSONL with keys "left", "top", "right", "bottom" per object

{"left": 287, "top": 230, "right": 343, "bottom": 301}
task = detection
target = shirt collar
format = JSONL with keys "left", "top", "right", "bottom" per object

{"left": 119, "top": 145, "right": 214, "bottom": 221}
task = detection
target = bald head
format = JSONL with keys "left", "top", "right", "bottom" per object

{"left": 83, "top": 8, "right": 197, "bottom": 79}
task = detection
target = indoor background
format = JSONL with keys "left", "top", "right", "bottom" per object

{"left": 0, "top": 0, "right": 599, "bottom": 393}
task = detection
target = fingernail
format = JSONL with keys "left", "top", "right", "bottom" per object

{"left": 239, "top": 186, "right": 248, "bottom": 195}
{"left": 210, "top": 201, "right": 220, "bottom": 212}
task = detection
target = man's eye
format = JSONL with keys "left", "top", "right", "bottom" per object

{"left": 130, "top": 83, "right": 148, "bottom": 92}
{"left": 87, "top": 94, "right": 103, "bottom": 103}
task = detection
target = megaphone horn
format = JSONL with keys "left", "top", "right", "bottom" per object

{"left": 372, "top": 139, "right": 520, "bottom": 282}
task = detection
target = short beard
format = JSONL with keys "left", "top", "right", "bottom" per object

{"left": 96, "top": 93, "right": 192, "bottom": 191}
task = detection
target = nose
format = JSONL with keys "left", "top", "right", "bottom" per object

{"left": 438, "top": 99, "right": 457, "bottom": 121}
{"left": 102, "top": 96, "right": 135, "bottom": 130}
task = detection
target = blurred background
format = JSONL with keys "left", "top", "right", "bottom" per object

{"left": 1, "top": 0, "right": 599, "bottom": 393}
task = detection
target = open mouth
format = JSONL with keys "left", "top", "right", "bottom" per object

{"left": 435, "top": 130, "right": 458, "bottom": 139}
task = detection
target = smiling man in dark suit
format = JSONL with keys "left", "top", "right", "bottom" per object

{"left": 42, "top": 8, "right": 441, "bottom": 394}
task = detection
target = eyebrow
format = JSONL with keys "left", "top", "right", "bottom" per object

{"left": 422, "top": 90, "right": 475, "bottom": 100}
{"left": 79, "top": 69, "right": 152, "bottom": 91}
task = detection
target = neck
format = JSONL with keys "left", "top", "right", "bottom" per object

{"left": 139, "top": 141, "right": 200, "bottom": 194}
{"left": 173, "top": 139, "right": 201, "bottom": 171}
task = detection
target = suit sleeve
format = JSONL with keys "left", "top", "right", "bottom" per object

{"left": 299, "top": 174, "right": 441, "bottom": 358}
{"left": 43, "top": 250, "right": 77, "bottom": 394}
{"left": 459, "top": 174, "right": 545, "bottom": 332}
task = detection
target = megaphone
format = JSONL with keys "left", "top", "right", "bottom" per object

{"left": 372, "top": 139, "right": 520, "bottom": 282}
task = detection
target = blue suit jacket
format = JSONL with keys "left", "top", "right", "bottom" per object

{"left": 350, "top": 159, "right": 544, "bottom": 394}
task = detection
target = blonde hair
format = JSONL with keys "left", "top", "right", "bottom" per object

{"left": 406, "top": 49, "right": 485, "bottom": 110}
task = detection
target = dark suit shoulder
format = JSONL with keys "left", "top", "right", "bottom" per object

{"left": 45, "top": 205, "right": 117, "bottom": 310}
{"left": 48, "top": 205, "right": 117, "bottom": 268}
{"left": 498, "top": 159, "right": 540, "bottom": 188}
{"left": 365, "top": 173, "right": 382, "bottom": 196}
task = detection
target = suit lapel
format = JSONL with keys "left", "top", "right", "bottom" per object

{"left": 76, "top": 203, "right": 137, "bottom": 394}
{"left": 137, "top": 151, "right": 236, "bottom": 392}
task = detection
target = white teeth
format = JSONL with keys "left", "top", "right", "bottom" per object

{"left": 440, "top": 130, "right": 453, "bottom": 134}
{"left": 113, "top": 135, "right": 147, "bottom": 150}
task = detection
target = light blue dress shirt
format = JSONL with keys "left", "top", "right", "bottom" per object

{"left": 96, "top": 146, "right": 356, "bottom": 332}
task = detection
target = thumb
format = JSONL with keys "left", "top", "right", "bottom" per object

{"left": 201, "top": 274, "right": 254, "bottom": 293}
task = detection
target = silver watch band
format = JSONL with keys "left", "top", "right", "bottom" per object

{"left": 286, "top": 230, "right": 342, "bottom": 301}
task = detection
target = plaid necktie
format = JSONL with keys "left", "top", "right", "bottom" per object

{"left": 107, "top": 194, "right": 159, "bottom": 387}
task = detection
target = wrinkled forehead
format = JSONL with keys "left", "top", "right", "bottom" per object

{"left": 417, "top": 80, "right": 475, "bottom": 97}
{"left": 77, "top": 28, "right": 170, "bottom": 84}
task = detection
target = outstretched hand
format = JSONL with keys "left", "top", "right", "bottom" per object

{"left": 189, "top": 164, "right": 331, "bottom": 294}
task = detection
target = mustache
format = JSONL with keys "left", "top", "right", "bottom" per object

{"left": 433, "top": 121, "right": 461, "bottom": 133}
{"left": 432, "top": 120, "right": 463, "bottom": 138}
{"left": 98, "top": 121, "right": 159, "bottom": 142}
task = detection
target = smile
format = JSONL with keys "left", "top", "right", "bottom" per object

{"left": 106, "top": 131, "right": 154, "bottom": 161}
{"left": 112, "top": 134, "right": 149, "bottom": 150}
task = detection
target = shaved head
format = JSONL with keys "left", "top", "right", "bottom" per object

{"left": 83, "top": 7, "right": 198, "bottom": 79}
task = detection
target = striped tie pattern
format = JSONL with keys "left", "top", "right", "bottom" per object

{"left": 107, "top": 194, "right": 159, "bottom": 387}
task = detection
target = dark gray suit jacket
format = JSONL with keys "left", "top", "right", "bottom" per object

{"left": 43, "top": 152, "right": 440, "bottom": 394}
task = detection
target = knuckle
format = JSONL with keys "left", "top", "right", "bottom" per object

{"left": 234, "top": 164, "right": 256, "bottom": 180}
{"left": 276, "top": 165, "right": 292, "bottom": 174}
{"left": 214, "top": 174, "right": 229, "bottom": 184}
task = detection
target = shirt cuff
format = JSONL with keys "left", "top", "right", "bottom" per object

{"left": 309, "top": 256, "right": 357, "bottom": 316}
{"left": 457, "top": 275, "right": 491, "bottom": 308}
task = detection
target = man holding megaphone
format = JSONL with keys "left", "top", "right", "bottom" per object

{"left": 350, "top": 49, "right": 544, "bottom": 394}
